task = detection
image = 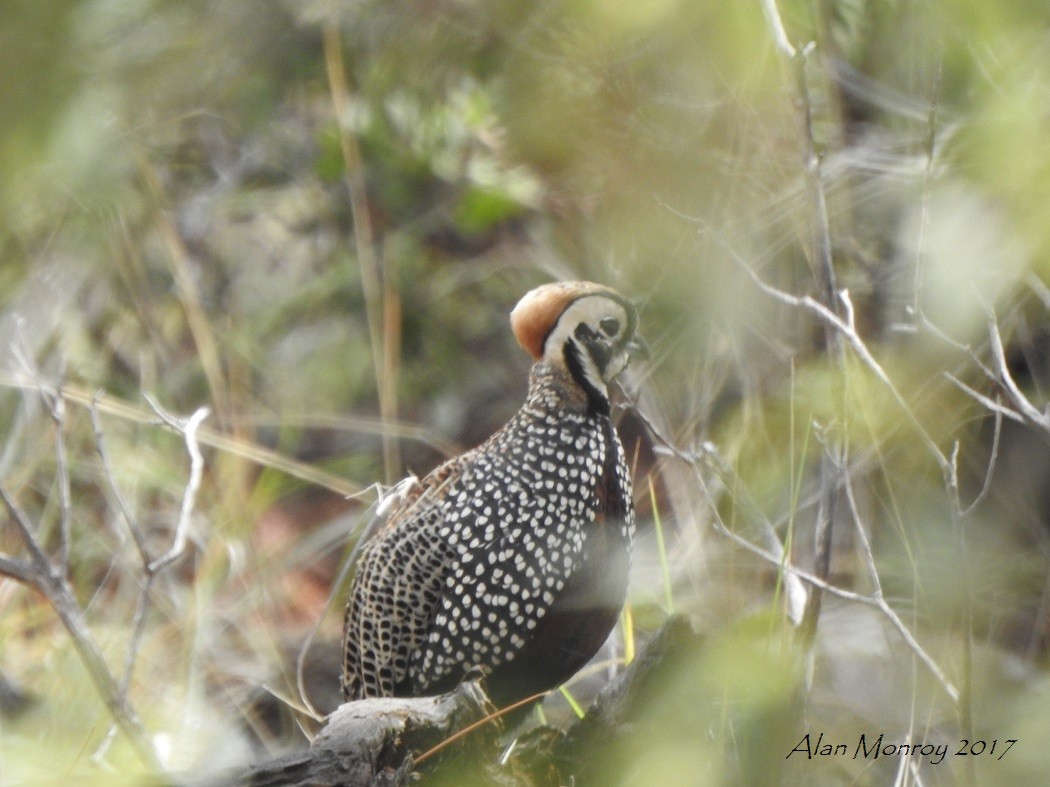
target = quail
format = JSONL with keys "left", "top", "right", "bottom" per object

{"left": 341, "top": 281, "right": 642, "bottom": 709}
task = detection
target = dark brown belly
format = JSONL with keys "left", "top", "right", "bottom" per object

{"left": 481, "top": 522, "right": 631, "bottom": 709}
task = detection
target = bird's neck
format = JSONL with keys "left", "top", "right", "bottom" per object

{"left": 527, "top": 360, "right": 610, "bottom": 418}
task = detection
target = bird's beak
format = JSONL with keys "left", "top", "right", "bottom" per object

{"left": 627, "top": 335, "right": 650, "bottom": 362}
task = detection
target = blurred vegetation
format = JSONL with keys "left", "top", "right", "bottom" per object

{"left": 2, "top": 0, "right": 1050, "bottom": 784}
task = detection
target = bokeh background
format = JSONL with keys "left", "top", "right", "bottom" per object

{"left": 2, "top": 0, "right": 1050, "bottom": 783}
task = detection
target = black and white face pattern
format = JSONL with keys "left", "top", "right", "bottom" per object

{"left": 542, "top": 293, "right": 638, "bottom": 407}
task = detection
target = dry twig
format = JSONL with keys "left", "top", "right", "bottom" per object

{"left": 0, "top": 484, "right": 162, "bottom": 770}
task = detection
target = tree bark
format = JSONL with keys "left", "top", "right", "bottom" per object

{"left": 210, "top": 617, "right": 698, "bottom": 786}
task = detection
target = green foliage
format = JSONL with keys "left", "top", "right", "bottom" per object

{"left": 2, "top": 0, "right": 1050, "bottom": 783}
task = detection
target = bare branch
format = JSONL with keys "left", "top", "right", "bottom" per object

{"left": 51, "top": 388, "right": 73, "bottom": 572}
{"left": 842, "top": 470, "right": 882, "bottom": 598}
{"left": 0, "top": 553, "right": 39, "bottom": 587}
{"left": 737, "top": 258, "right": 951, "bottom": 474}
{"left": 758, "top": 0, "right": 796, "bottom": 59}
{"left": 945, "top": 373, "right": 1024, "bottom": 424}
{"left": 1, "top": 483, "right": 56, "bottom": 577}
{"left": 43, "top": 560, "right": 163, "bottom": 771}
{"left": 109, "top": 578, "right": 154, "bottom": 705}
{"left": 987, "top": 312, "right": 1050, "bottom": 432}
{"left": 799, "top": 439, "right": 842, "bottom": 645}
{"left": 143, "top": 398, "right": 210, "bottom": 574}
{"left": 961, "top": 403, "right": 1003, "bottom": 517}
{"left": 90, "top": 394, "right": 200, "bottom": 762}
{"left": 90, "top": 394, "right": 152, "bottom": 566}
{"left": 0, "top": 482, "right": 162, "bottom": 770}
{"left": 692, "top": 465, "right": 960, "bottom": 704}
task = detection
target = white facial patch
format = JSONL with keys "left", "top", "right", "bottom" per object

{"left": 542, "top": 295, "right": 631, "bottom": 393}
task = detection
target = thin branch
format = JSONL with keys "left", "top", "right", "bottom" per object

{"left": 50, "top": 388, "right": 73, "bottom": 572}
{"left": 732, "top": 259, "right": 970, "bottom": 714}
{"left": 1, "top": 482, "right": 57, "bottom": 577}
{"left": 759, "top": 0, "right": 839, "bottom": 338}
{"left": 0, "top": 553, "right": 38, "bottom": 587}
{"left": 945, "top": 373, "right": 1024, "bottom": 425}
{"left": 739, "top": 260, "right": 951, "bottom": 474}
{"left": 758, "top": 0, "right": 797, "bottom": 58}
{"left": 0, "top": 483, "right": 162, "bottom": 770}
{"left": 143, "top": 398, "right": 210, "bottom": 574}
{"left": 43, "top": 566, "right": 163, "bottom": 771}
{"left": 119, "top": 577, "right": 155, "bottom": 690}
{"left": 90, "top": 395, "right": 152, "bottom": 566}
{"left": 920, "top": 312, "right": 998, "bottom": 382}
{"left": 90, "top": 394, "right": 201, "bottom": 763}
{"left": 691, "top": 466, "right": 960, "bottom": 704}
{"left": 799, "top": 436, "right": 842, "bottom": 646}
{"left": 961, "top": 403, "right": 1003, "bottom": 517}
{"left": 842, "top": 470, "right": 882, "bottom": 598}
{"left": 987, "top": 311, "right": 1050, "bottom": 432}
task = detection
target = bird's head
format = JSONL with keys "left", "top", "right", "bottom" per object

{"left": 510, "top": 281, "right": 644, "bottom": 410}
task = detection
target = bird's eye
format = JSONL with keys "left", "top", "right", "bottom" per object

{"left": 599, "top": 317, "right": 620, "bottom": 337}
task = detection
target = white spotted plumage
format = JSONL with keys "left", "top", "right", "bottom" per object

{"left": 341, "top": 282, "right": 639, "bottom": 705}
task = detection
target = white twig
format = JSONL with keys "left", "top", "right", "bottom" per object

{"left": 51, "top": 390, "right": 73, "bottom": 572}
{"left": 842, "top": 471, "right": 882, "bottom": 598}
{"left": 692, "top": 465, "right": 960, "bottom": 704}
{"left": 945, "top": 374, "right": 1024, "bottom": 424}
{"left": 759, "top": 0, "right": 797, "bottom": 58}
{"left": 144, "top": 398, "right": 210, "bottom": 573}
{"left": 987, "top": 313, "right": 1050, "bottom": 432}
{"left": 1025, "top": 272, "right": 1050, "bottom": 311}
{"left": 741, "top": 260, "right": 951, "bottom": 473}
{"left": 961, "top": 404, "right": 1003, "bottom": 518}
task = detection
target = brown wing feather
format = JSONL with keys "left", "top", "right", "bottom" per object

{"left": 341, "top": 455, "right": 469, "bottom": 699}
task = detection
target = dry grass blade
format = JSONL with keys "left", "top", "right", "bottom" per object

{"left": 413, "top": 690, "right": 551, "bottom": 766}
{"left": 323, "top": 4, "right": 400, "bottom": 484}
{"left": 0, "top": 375, "right": 364, "bottom": 496}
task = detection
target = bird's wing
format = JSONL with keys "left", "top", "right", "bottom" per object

{"left": 341, "top": 456, "right": 470, "bottom": 699}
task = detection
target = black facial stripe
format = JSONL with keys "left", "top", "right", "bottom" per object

{"left": 573, "top": 322, "right": 612, "bottom": 371}
{"left": 564, "top": 340, "right": 610, "bottom": 416}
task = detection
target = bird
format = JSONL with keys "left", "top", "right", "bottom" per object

{"left": 341, "top": 281, "right": 643, "bottom": 710}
